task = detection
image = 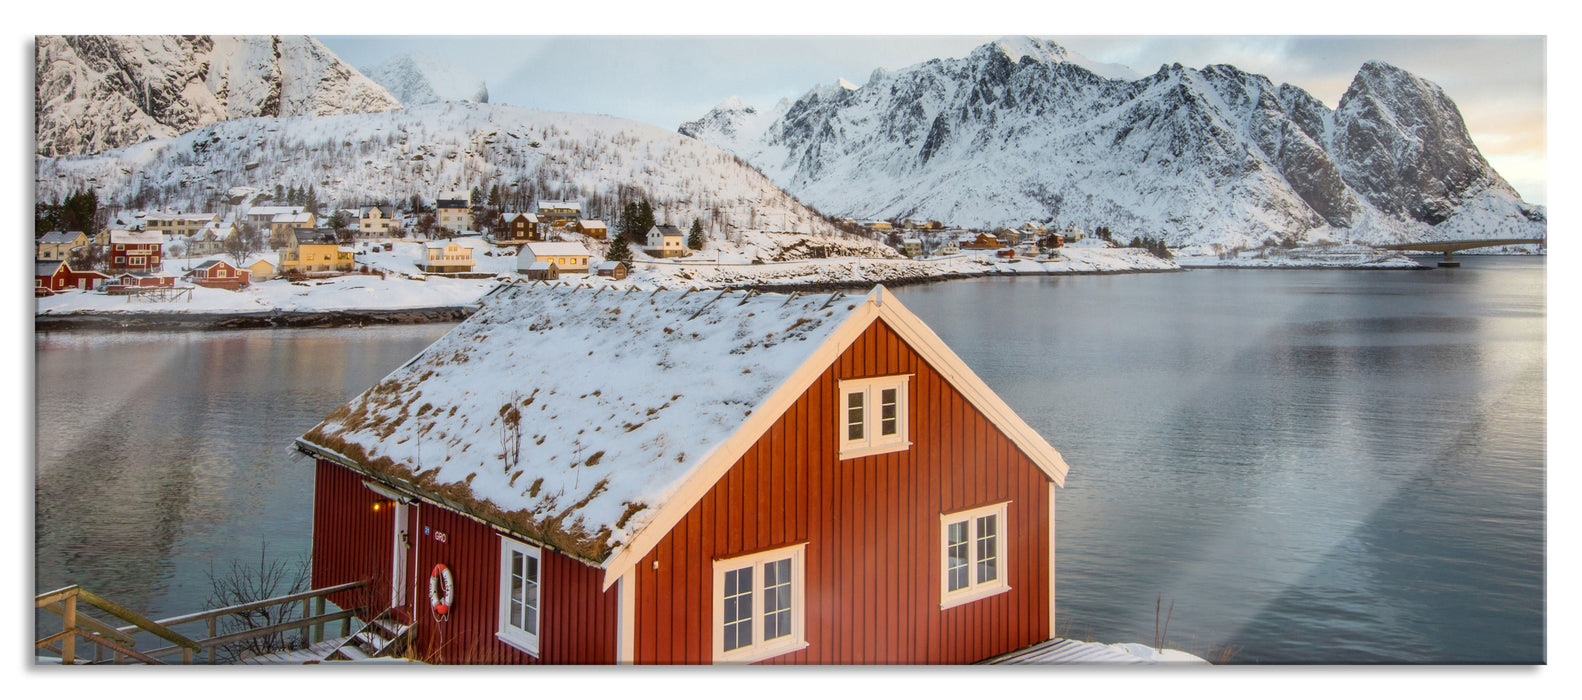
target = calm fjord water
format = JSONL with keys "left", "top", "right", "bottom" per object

{"left": 35, "top": 257, "right": 1544, "bottom": 663}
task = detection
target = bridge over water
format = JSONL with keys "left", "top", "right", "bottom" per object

{"left": 1374, "top": 238, "right": 1546, "bottom": 267}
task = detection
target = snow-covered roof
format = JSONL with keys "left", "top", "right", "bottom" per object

{"left": 110, "top": 229, "right": 162, "bottom": 245}
{"left": 299, "top": 285, "right": 871, "bottom": 563}
{"left": 36, "top": 260, "right": 65, "bottom": 277}
{"left": 503, "top": 212, "right": 538, "bottom": 222}
{"left": 595, "top": 261, "right": 625, "bottom": 271}
{"left": 247, "top": 206, "right": 303, "bottom": 217}
{"left": 580, "top": 219, "right": 605, "bottom": 228}
{"left": 525, "top": 261, "right": 555, "bottom": 270}
{"left": 649, "top": 224, "right": 683, "bottom": 238}
{"left": 298, "top": 284, "right": 1070, "bottom": 574}
{"left": 521, "top": 241, "right": 590, "bottom": 259}
{"left": 360, "top": 205, "right": 394, "bottom": 217}
{"left": 148, "top": 211, "right": 217, "bottom": 222}
{"left": 536, "top": 200, "right": 581, "bottom": 211}
{"left": 38, "top": 231, "right": 85, "bottom": 244}
{"left": 191, "top": 259, "right": 233, "bottom": 270}
{"left": 274, "top": 212, "right": 314, "bottom": 224}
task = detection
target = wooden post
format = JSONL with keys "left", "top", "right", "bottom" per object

{"left": 312, "top": 597, "right": 325, "bottom": 643}
{"left": 209, "top": 616, "right": 218, "bottom": 664}
{"left": 61, "top": 594, "right": 77, "bottom": 665}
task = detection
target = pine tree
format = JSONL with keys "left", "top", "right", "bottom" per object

{"left": 304, "top": 186, "right": 320, "bottom": 216}
{"left": 687, "top": 219, "right": 704, "bottom": 250}
{"left": 636, "top": 200, "right": 655, "bottom": 239}
{"left": 606, "top": 232, "right": 633, "bottom": 263}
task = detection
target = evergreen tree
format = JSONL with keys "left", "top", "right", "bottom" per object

{"left": 488, "top": 184, "right": 502, "bottom": 208}
{"left": 606, "top": 232, "right": 633, "bottom": 263}
{"left": 687, "top": 219, "right": 704, "bottom": 250}
{"left": 636, "top": 200, "right": 655, "bottom": 240}
{"left": 304, "top": 186, "right": 320, "bottom": 216}
{"left": 274, "top": 184, "right": 284, "bottom": 202}
{"left": 326, "top": 210, "right": 347, "bottom": 230}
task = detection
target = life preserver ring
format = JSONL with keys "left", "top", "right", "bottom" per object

{"left": 428, "top": 564, "right": 454, "bottom": 616}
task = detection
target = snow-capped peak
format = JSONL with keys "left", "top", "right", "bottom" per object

{"left": 990, "top": 35, "right": 1070, "bottom": 64}
{"left": 363, "top": 52, "right": 488, "bottom": 105}
{"left": 837, "top": 77, "right": 859, "bottom": 91}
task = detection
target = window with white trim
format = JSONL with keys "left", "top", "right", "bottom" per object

{"left": 496, "top": 536, "right": 541, "bottom": 655}
{"left": 940, "top": 502, "right": 1010, "bottom": 608}
{"left": 837, "top": 375, "right": 910, "bottom": 459}
{"left": 713, "top": 543, "right": 806, "bottom": 663}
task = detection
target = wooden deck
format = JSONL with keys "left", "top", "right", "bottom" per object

{"left": 979, "top": 638, "right": 1151, "bottom": 664}
{"left": 237, "top": 637, "right": 354, "bottom": 665}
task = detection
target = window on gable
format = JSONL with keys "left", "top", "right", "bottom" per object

{"left": 714, "top": 543, "right": 806, "bottom": 663}
{"left": 837, "top": 375, "right": 911, "bottom": 459}
{"left": 496, "top": 536, "right": 542, "bottom": 656}
{"left": 940, "top": 502, "right": 1010, "bottom": 609}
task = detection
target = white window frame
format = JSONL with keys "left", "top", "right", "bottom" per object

{"left": 837, "top": 375, "right": 912, "bottom": 459}
{"left": 496, "top": 536, "right": 542, "bottom": 656}
{"left": 940, "top": 501, "right": 1011, "bottom": 609}
{"left": 712, "top": 543, "right": 808, "bottom": 664}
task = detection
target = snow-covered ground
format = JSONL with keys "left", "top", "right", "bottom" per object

{"left": 1175, "top": 244, "right": 1429, "bottom": 269}
{"left": 35, "top": 243, "right": 1177, "bottom": 317}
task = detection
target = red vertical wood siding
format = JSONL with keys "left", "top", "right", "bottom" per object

{"left": 634, "top": 319, "right": 1053, "bottom": 664}
{"left": 311, "top": 459, "right": 618, "bottom": 664}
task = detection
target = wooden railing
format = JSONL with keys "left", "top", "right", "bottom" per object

{"left": 36, "top": 580, "right": 367, "bottom": 665}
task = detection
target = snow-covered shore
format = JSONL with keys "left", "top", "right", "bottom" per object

{"left": 35, "top": 245, "right": 1179, "bottom": 327}
{"left": 1174, "top": 244, "right": 1430, "bottom": 269}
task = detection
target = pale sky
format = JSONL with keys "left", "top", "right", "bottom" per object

{"left": 319, "top": 35, "right": 1547, "bottom": 206}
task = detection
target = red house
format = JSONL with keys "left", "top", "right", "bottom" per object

{"left": 297, "top": 284, "right": 1069, "bottom": 664}
{"left": 35, "top": 260, "right": 109, "bottom": 294}
{"left": 105, "top": 271, "right": 179, "bottom": 294}
{"left": 184, "top": 259, "right": 252, "bottom": 290}
{"left": 107, "top": 229, "right": 164, "bottom": 272}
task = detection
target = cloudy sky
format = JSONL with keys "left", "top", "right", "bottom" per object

{"left": 319, "top": 34, "right": 1546, "bottom": 205}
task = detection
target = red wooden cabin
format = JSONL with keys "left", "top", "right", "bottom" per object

{"left": 105, "top": 271, "right": 178, "bottom": 293}
{"left": 35, "top": 260, "right": 109, "bottom": 293}
{"left": 184, "top": 259, "right": 252, "bottom": 290}
{"left": 107, "top": 229, "right": 164, "bottom": 272}
{"left": 298, "top": 284, "right": 1069, "bottom": 664}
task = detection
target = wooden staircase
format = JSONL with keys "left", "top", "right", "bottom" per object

{"left": 322, "top": 609, "right": 412, "bottom": 661}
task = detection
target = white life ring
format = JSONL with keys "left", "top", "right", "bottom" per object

{"left": 428, "top": 563, "right": 454, "bottom": 616}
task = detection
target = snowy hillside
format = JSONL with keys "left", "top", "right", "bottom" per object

{"left": 362, "top": 52, "right": 489, "bottom": 105}
{"left": 35, "top": 35, "right": 402, "bottom": 157}
{"left": 35, "top": 101, "right": 884, "bottom": 247}
{"left": 681, "top": 36, "right": 1545, "bottom": 249}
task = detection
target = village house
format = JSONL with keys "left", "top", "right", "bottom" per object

{"left": 105, "top": 270, "right": 180, "bottom": 293}
{"left": 961, "top": 233, "right": 1002, "bottom": 250}
{"left": 244, "top": 205, "right": 304, "bottom": 228}
{"left": 279, "top": 229, "right": 354, "bottom": 275}
{"left": 183, "top": 260, "right": 252, "bottom": 290}
{"left": 995, "top": 229, "right": 1023, "bottom": 247}
{"left": 359, "top": 206, "right": 397, "bottom": 238}
{"left": 415, "top": 240, "right": 477, "bottom": 274}
{"left": 145, "top": 212, "right": 219, "bottom": 238}
{"left": 645, "top": 224, "right": 687, "bottom": 258}
{"left": 436, "top": 197, "right": 472, "bottom": 233}
{"left": 107, "top": 229, "right": 164, "bottom": 272}
{"left": 938, "top": 238, "right": 960, "bottom": 256}
{"left": 245, "top": 258, "right": 277, "bottom": 282}
{"left": 863, "top": 220, "right": 893, "bottom": 232}
{"left": 35, "top": 259, "right": 108, "bottom": 294}
{"left": 497, "top": 212, "right": 541, "bottom": 244}
{"left": 901, "top": 238, "right": 923, "bottom": 258}
{"left": 577, "top": 219, "right": 608, "bottom": 239}
{"left": 518, "top": 241, "right": 591, "bottom": 273}
{"left": 296, "top": 285, "right": 1067, "bottom": 665}
{"left": 536, "top": 200, "right": 582, "bottom": 227}
{"left": 595, "top": 260, "right": 628, "bottom": 280}
{"left": 180, "top": 220, "right": 237, "bottom": 258}
{"left": 37, "top": 231, "right": 90, "bottom": 261}
{"left": 271, "top": 211, "right": 317, "bottom": 246}
{"left": 523, "top": 260, "right": 559, "bottom": 281}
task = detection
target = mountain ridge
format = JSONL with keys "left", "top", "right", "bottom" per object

{"left": 679, "top": 37, "right": 1543, "bottom": 249}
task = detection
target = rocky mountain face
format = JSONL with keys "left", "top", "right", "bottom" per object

{"left": 362, "top": 52, "right": 489, "bottom": 106}
{"left": 35, "top": 35, "right": 402, "bottom": 158}
{"left": 681, "top": 37, "right": 1544, "bottom": 248}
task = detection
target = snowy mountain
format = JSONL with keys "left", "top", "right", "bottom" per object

{"left": 680, "top": 36, "right": 1543, "bottom": 249}
{"left": 35, "top": 101, "right": 879, "bottom": 248}
{"left": 35, "top": 35, "right": 402, "bottom": 158}
{"left": 362, "top": 52, "right": 489, "bottom": 106}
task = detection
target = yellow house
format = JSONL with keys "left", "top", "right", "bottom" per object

{"left": 145, "top": 212, "right": 219, "bottom": 238}
{"left": 279, "top": 229, "right": 353, "bottom": 275}
{"left": 246, "top": 258, "right": 277, "bottom": 281}
{"left": 359, "top": 205, "right": 397, "bottom": 237}
{"left": 37, "top": 231, "right": 90, "bottom": 261}
{"left": 271, "top": 211, "right": 317, "bottom": 246}
{"left": 416, "top": 241, "right": 476, "bottom": 273}
{"left": 518, "top": 241, "right": 591, "bottom": 273}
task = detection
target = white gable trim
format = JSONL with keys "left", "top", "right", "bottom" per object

{"left": 598, "top": 286, "right": 1068, "bottom": 589}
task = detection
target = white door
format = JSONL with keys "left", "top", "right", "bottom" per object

{"left": 391, "top": 505, "right": 411, "bottom": 608}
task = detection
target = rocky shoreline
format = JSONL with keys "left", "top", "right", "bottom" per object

{"left": 34, "top": 306, "right": 477, "bottom": 332}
